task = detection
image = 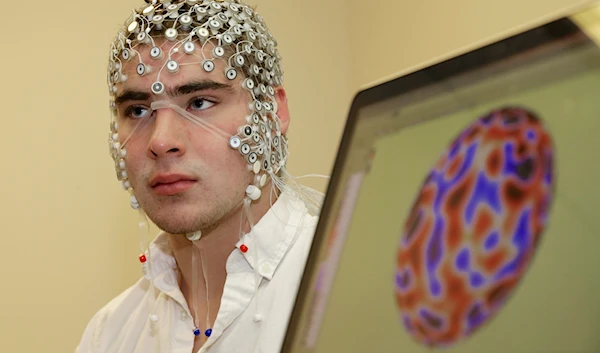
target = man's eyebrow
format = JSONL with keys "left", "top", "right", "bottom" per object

{"left": 114, "top": 80, "right": 234, "bottom": 105}
{"left": 115, "top": 91, "right": 151, "bottom": 105}
{"left": 169, "top": 80, "right": 234, "bottom": 97}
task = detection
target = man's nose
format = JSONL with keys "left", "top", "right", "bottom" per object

{"left": 147, "top": 108, "right": 187, "bottom": 158}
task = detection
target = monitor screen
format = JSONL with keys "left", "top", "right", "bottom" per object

{"left": 284, "top": 7, "right": 600, "bottom": 353}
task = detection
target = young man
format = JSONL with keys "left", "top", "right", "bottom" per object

{"left": 76, "top": 1, "right": 323, "bottom": 352}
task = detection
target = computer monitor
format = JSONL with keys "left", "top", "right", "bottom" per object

{"left": 282, "top": 4, "right": 600, "bottom": 353}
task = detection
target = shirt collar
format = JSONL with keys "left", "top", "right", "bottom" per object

{"left": 142, "top": 190, "right": 308, "bottom": 282}
{"left": 235, "top": 191, "right": 308, "bottom": 280}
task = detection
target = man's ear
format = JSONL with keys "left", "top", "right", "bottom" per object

{"left": 273, "top": 86, "right": 290, "bottom": 134}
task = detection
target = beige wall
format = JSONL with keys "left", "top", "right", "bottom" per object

{"left": 349, "top": 0, "right": 598, "bottom": 90}
{"left": 0, "top": 0, "right": 596, "bottom": 351}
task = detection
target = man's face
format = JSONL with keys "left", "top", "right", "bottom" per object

{"left": 114, "top": 41, "right": 259, "bottom": 235}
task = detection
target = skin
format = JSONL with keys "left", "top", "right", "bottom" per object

{"left": 114, "top": 39, "right": 290, "bottom": 349}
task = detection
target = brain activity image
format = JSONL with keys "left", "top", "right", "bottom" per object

{"left": 394, "top": 107, "right": 555, "bottom": 348}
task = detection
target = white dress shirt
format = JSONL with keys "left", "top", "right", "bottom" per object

{"left": 76, "top": 191, "right": 319, "bottom": 353}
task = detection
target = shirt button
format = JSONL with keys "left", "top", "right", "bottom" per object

{"left": 180, "top": 310, "right": 188, "bottom": 321}
{"left": 260, "top": 263, "right": 272, "bottom": 274}
{"left": 253, "top": 314, "right": 263, "bottom": 322}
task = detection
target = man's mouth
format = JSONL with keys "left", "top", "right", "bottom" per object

{"left": 150, "top": 174, "right": 197, "bottom": 196}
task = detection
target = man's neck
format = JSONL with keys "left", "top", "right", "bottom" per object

{"left": 167, "top": 182, "right": 280, "bottom": 308}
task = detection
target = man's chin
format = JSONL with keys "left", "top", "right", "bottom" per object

{"left": 152, "top": 220, "right": 206, "bottom": 236}
{"left": 143, "top": 206, "right": 221, "bottom": 235}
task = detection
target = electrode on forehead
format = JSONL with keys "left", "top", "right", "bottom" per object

{"left": 234, "top": 55, "right": 245, "bottom": 67}
{"left": 203, "top": 60, "right": 215, "bottom": 72}
{"left": 137, "top": 63, "right": 151, "bottom": 76}
{"left": 213, "top": 46, "right": 225, "bottom": 57}
{"left": 183, "top": 41, "right": 196, "bottom": 54}
{"left": 166, "top": 60, "right": 179, "bottom": 73}
{"left": 151, "top": 81, "right": 165, "bottom": 95}
{"left": 150, "top": 46, "right": 163, "bottom": 59}
{"left": 226, "top": 68, "right": 237, "bottom": 80}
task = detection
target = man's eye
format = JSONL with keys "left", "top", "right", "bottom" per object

{"left": 189, "top": 98, "right": 216, "bottom": 111}
{"left": 126, "top": 106, "right": 151, "bottom": 119}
